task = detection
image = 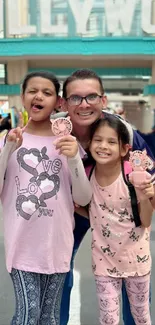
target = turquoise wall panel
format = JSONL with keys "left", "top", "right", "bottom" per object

{"left": 1, "top": 37, "right": 155, "bottom": 56}
{"left": 144, "top": 84, "right": 155, "bottom": 95}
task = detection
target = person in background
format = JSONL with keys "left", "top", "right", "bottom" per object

{"left": 137, "top": 126, "right": 155, "bottom": 159}
{"left": 11, "top": 106, "right": 20, "bottom": 127}
{"left": 0, "top": 113, "right": 12, "bottom": 133}
{"left": 0, "top": 114, "right": 4, "bottom": 125}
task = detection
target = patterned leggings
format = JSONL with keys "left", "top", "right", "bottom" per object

{"left": 95, "top": 273, "right": 151, "bottom": 325}
{"left": 10, "top": 268, "right": 66, "bottom": 325}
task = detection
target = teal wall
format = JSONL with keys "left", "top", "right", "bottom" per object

{"left": 0, "top": 66, "right": 151, "bottom": 96}
{"left": 1, "top": 37, "right": 155, "bottom": 56}
{"left": 29, "top": 67, "right": 151, "bottom": 77}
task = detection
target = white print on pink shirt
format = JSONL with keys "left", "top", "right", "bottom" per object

{"left": 15, "top": 146, "right": 62, "bottom": 220}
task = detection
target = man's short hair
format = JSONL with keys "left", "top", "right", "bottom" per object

{"left": 63, "top": 69, "right": 104, "bottom": 98}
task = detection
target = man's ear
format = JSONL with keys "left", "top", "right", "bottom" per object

{"left": 102, "top": 95, "right": 108, "bottom": 108}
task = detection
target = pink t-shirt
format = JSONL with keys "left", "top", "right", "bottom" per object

{"left": 1, "top": 133, "right": 76, "bottom": 274}
{"left": 89, "top": 171, "right": 151, "bottom": 277}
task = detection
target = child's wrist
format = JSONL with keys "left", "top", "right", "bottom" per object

{"left": 68, "top": 151, "right": 79, "bottom": 161}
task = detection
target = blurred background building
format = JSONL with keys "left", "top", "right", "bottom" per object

{"left": 0, "top": 0, "right": 155, "bottom": 131}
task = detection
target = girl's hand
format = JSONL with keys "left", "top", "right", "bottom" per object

{"left": 136, "top": 181, "right": 154, "bottom": 201}
{"left": 6, "top": 113, "right": 30, "bottom": 149}
{"left": 7, "top": 127, "right": 23, "bottom": 148}
{"left": 55, "top": 135, "right": 78, "bottom": 158}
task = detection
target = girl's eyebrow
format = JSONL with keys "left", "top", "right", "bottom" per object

{"left": 27, "top": 87, "right": 53, "bottom": 92}
{"left": 43, "top": 88, "right": 52, "bottom": 91}
{"left": 93, "top": 135, "right": 102, "bottom": 138}
{"left": 108, "top": 137, "right": 118, "bottom": 141}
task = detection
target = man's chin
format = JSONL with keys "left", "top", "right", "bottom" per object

{"left": 76, "top": 116, "right": 98, "bottom": 126}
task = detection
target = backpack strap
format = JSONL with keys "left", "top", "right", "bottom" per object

{"left": 121, "top": 160, "right": 141, "bottom": 227}
{"left": 85, "top": 164, "right": 95, "bottom": 180}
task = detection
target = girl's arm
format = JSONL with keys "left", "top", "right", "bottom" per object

{"left": 139, "top": 183, "right": 154, "bottom": 227}
{"left": 68, "top": 151, "right": 92, "bottom": 206}
{"left": 139, "top": 200, "right": 153, "bottom": 228}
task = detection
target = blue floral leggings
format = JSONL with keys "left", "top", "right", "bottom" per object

{"left": 10, "top": 268, "right": 66, "bottom": 325}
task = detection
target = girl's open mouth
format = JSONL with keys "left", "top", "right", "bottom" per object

{"left": 32, "top": 104, "right": 44, "bottom": 111}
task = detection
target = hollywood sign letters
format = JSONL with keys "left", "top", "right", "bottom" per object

{"left": 6, "top": 0, "right": 155, "bottom": 36}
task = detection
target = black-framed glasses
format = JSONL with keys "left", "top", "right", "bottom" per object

{"left": 66, "top": 94, "right": 103, "bottom": 106}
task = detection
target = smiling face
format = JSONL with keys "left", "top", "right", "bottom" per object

{"left": 63, "top": 79, "right": 107, "bottom": 127}
{"left": 89, "top": 124, "right": 128, "bottom": 166}
{"left": 21, "top": 77, "right": 59, "bottom": 122}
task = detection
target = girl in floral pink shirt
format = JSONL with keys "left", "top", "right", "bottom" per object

{"left": 88, "top": 115, "right": 154, "bottom": 325}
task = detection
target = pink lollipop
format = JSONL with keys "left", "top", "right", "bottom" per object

{"left": 51, "top": 117, "right": 72, "bottom": 136}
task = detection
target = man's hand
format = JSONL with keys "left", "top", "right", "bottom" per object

{"left": 54, "top": 135, "right": 78, "bottom": 158}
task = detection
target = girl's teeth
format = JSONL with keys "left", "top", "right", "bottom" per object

{"left": 97, "top": 153, "right": 109, "bottom": 156}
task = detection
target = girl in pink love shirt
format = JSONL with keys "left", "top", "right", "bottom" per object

{"left": 0, "top": 71, "right": 92, "bottom": 325}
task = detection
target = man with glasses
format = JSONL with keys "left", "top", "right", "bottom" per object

{"left": 52, "top": 69, "right": 154, "bottom": 325}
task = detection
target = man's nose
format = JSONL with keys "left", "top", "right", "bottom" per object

{"left": 79, "top": 98, "right": 90, "bottom": 108}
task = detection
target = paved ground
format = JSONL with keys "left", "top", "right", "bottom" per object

{"left": 0, "top": 205, "right": 155, "bottom": 325}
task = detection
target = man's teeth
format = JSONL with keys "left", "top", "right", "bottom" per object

{"left": 78, "top": 112, "right": 92, "bottom": 116}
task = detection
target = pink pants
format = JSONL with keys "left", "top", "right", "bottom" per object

{"left": 95, "top": 273, "right": 151, "bottom": 325}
